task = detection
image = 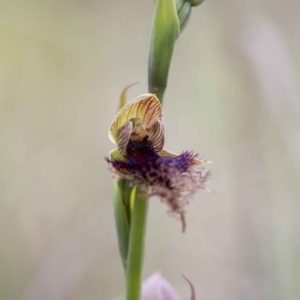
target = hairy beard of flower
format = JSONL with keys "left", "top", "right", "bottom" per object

{"left": 106, "top": 136, "right": 211, "bottom": 231}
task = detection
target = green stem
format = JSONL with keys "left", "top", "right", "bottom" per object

{"left": 126, "top": 192, "right": 148, "bottom": 300}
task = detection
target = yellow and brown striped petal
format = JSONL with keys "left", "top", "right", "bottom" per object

{"left": 109, "top": 94, "right": 162, "bottom": 145}
{"left": 148, "top": 119, "right": 165, "bottom": 152}
{"left": 117, "top": 120, "right": 133, "bottom": 155}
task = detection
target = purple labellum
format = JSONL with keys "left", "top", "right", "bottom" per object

{"left": 107, "top": 93, "right": 211, "bottom": 231}
{"left": 107, "top": 136, "right": 211, "bottom": 231}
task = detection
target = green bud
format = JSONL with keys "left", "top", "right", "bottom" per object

{"left": 148, "top": 0, "right": 180, "bottom": 103}
{"left": 148, "top": 0, "right": 205, "bottom": 102}
{"left": 176, "top": 0, "right": 205, "bottom": 31}
{"left": 189, "top": 0, "right": 205, "bottom": 6}
{"left": 176, "top": 0, "right": 192, "bottom": 32}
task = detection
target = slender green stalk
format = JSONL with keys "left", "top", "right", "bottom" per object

{"left": 122, "top": 2, "right": 205, "bottom": 299}
{"left": 126, "top": 192, "right": 148, "bottom": 300}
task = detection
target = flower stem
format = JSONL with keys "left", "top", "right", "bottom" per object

{"left": 126, "top": 192, "right": 148, "bottom": 300}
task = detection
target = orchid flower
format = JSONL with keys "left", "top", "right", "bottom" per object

{"left": 107, "top": 94, "right": 211, "bottom": 231}
{"left": 142, "top": 272, "right": 196, "bottom": 300}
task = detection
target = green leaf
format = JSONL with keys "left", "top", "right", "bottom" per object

{"left": 113, "top": 179, "right": 133, "bottom": 270}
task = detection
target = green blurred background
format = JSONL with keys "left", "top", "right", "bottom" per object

{"left": 1, "top": 1, "right": 300, "bottom": 299}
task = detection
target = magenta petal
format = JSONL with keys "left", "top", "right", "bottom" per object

{"left": 142, "top": 273, "right": 180, "bottom": 300}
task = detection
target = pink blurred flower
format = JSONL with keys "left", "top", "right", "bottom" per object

{"left": 142, "top": 272, "right": 195, "bottom": 300}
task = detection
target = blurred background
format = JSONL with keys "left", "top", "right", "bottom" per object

{"left": 1, "top": 0, "right": 300, "bottom": 299}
